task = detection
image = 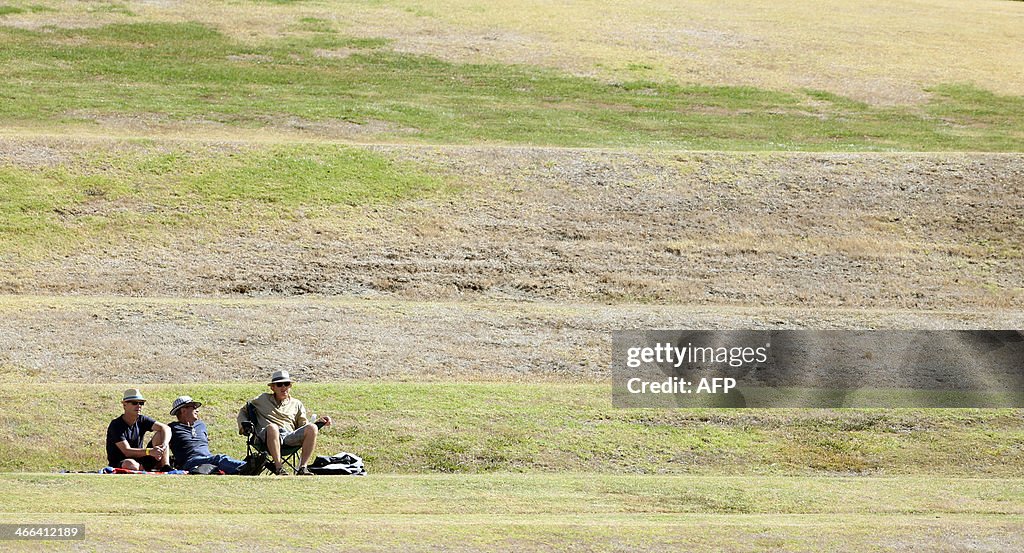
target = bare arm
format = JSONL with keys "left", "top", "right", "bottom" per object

{"left": 114, "top": 440, "right": 149, "bottom": 459}
{"left": 115, "top": 422, "right": 171, "bottom": 460}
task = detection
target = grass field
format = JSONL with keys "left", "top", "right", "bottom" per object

{"left": 2, "top": 143, "right": 1022, "bottom": 308}
{"left": 3, "top": 0, "right": 1023, "bottom": 106}
{"left": 1, "top": 7, "right": 1023, "bottom": 149}
{"left": 1, "top": 383, "right": 1022, "bottom": 475}
{"left": 0, "top": 141, "right": 452, "bottom": 255}
{"left": 3, "top": 1, "right": 1023, "bottom": 551}
{"left": 1, "top": 474, "right": 1023, "bottom": 552}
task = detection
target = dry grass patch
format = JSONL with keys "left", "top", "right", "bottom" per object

{"left": 1, "top": 295, "right": 1022, "bottom": 384}
{"left": 285, "top": 0, "right": 1024, "bottom": 104}
{"left": 4, "top": 1, "right": 1023, "bottom": 105}
{"left": 666, "top": 231, "right": 977, "bottom": 261}
{"left": 2, "top": 143, "right": 1021, "bottom": 308}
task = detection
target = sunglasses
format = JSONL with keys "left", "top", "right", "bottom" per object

{"left": 126, "top": 401, "right": 145, "bottom": 406}
{"left": 272, "top": 382, "right": 292, "bottom": 388}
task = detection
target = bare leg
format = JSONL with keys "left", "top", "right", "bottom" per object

{"left": 299, "top": 424, "right": 318, "bottom": 468}
{"left": 121, "top": 459, "right": 140, "bottom": 470}
{"left": 265, "top": 425, "right": 282, "bottom": 470}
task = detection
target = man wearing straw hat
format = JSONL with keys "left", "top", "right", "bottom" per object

{"left": 105, "top": 388, "right": 172, "bottom": 471}
{"left": 168, "top": 395, "right": 248, "bottom": 474}
{"left": 237, "top": 370, "right": 332, "bottom": 476}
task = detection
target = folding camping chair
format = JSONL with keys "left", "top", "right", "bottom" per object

{"left": 238, "top": 401, "right": 325, "bottom": 475}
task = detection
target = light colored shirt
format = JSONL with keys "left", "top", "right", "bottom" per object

{"left": 238, "top": 392, "right": 308, "bottom": 434}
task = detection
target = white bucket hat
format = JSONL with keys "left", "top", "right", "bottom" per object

{"left": 169, "top": 396, "right": 202, "bottom": 415}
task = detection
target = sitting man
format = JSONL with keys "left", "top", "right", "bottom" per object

{"left": 106, "top": 388, "right": 172, "bottom": 471}
{"left": 237, "top": 370, "right": 332, "bottom": 476}
{"left": 168, "top": 396, "right": 248, "bottom": 474}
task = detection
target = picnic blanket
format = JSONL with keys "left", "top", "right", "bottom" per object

{"left": 93, "top": 453, "right": 364, "bottom": 475}
{"left": 100, "top": 467, "right": 187, "bottom": 475}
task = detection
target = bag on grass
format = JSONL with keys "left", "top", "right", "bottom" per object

{"left": 188, "top": 463, "right": 221, "bottom": 475}
{"left": 308, "top": 452, "right": 366, "bottom": 476}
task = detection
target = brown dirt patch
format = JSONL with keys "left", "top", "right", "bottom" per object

{"left": 1, "top": 296, "right": 1019, "bottom": 382}
{"left": 2, "top": 144, "right": 1022, "bottom": 312}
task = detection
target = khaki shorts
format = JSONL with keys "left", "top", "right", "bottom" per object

{"left": 259, "top": 423, "right": 314, "bottom": 447}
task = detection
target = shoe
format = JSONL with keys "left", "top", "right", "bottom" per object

{"left": 159, "top": 465, "right": 174, "bottom": 473}
{"left": 295, "top": 466, "right": 314, "bottom": 476}
{"left": 264, "top": 461, "right": 288, "bottom": 476}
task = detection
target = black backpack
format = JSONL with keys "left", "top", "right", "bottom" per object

{"left": 308, "top": 453, "right": 366, "bottom": 475}
{"left": 188, "top": 463, "right": 221, "bottom": 475}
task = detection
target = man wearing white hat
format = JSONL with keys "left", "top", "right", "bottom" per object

{"left": 168, "top": 396, "right": 248, "bottom": 474}
{"left": 105, "top": 388, "right": 172, "bottom": 471}
{"left": 237, "top": 370, "right": 332, "bottom": 476}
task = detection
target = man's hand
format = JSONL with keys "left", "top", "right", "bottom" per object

{"left": 151, "top": 444, "right": 167, "bottom": 462}
{"left": 317, "top": 415, "right": 333, "bottom": 427}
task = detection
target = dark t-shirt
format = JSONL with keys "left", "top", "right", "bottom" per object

{"left": 168, "top": 420, "right": 212, "bottom": 465}
{"left": 106, "top": 414, "right": 157, "bottom": 466}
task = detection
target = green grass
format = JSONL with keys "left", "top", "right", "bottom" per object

{"left": 0, "top": 21, "right": 1022, "bottom": 150}
{"left": 0, "top": 383, "right": 1021, "bottom": 475}
{"left": 0, "top": 474, "right": 1021, "bottom": 551}
{"left": 0, "top": 143, "right": 449, "bottom": 255}
{"left": 191, "top": 147, "right": 443, "bottom": 204}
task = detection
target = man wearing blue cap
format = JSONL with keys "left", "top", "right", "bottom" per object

{"left": 168, "top": 396, "right": 248, "bottom": 475}
{"left": 106, "top": 388, "right": 172, "bottom": 471}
